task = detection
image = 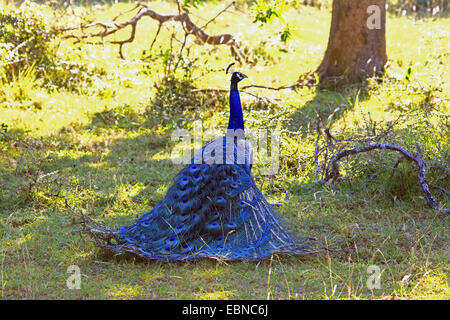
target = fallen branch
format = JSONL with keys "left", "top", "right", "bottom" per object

{"left": 61, "top": 2, "right": 247, "bottom": 61}
{"left": 324, "top": 142, "right": 449, "bottom": 213}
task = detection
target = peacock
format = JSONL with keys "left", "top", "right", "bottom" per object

{"left": 82, "top": 64, "right": 318, "bottom": 262}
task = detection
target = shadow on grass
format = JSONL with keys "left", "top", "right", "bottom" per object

{"left": 286, "top": 82, "right": 371, "bottom": 134}
{"left": 0, "top": 77, "right": 226, "bottom": 260}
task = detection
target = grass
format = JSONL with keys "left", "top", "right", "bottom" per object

{"left": 0, "top": 0, "right": 449, "bottom": 299}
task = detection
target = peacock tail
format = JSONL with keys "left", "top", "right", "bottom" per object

{"left": 81, "top": 68, "right": 319, "bottom": 262}
{"left": 92, "top": 137, "right": 318, "bottom": 261}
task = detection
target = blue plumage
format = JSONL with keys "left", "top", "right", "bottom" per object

{"left": 85, "top": 70, "right": 317, "bottom": 261}
{"left": 228, "top": 90, "right": 244, "bottom": 130}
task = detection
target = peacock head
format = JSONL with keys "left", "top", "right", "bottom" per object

{"left": 231, "top": 72, "right": 248, "bottom": 83}
{"left": 226, "top": 63, "right": 248, "bottom": 84}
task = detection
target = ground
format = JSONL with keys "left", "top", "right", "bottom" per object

{"left": 0, "top": 1, "right": 448, "bottom": 299}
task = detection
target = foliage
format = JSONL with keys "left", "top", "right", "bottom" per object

{"left": 0, "top": 1, "right": 104, "bottom": 90}
{"left": 0, "top": 1, "right": 56, "bottom": 78}
{"left": 387, "top": 0, "right": 448, "bottom": 14}
{"left": 183, "top": 0, "right": 217, "bottom": 12}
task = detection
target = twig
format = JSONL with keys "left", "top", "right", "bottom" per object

{"left": 430, "top": 184, "right": 450, "bottom": 197}
{"left": 201, "top": 2, "right": 236, "bottom": 29}
{"left": 61, "top": 2, "right": 247, "bottom": 61}
{"left": 324, "top": 142, "right": 449, "bottom": 213}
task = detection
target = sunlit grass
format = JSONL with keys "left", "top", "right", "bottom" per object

{"left": 0, "top": 0, "right": 448, "bottom": 300}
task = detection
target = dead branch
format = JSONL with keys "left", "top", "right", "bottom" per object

{"left": 61, "top": 2, "right": 247, "bottom": 61}
{"left": 324, "top": 142, "right": 449, "bottom": 213}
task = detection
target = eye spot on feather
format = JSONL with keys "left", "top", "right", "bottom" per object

{"left": 182, "top": 198, "right": 188, "bottom": 204}
{"left": 169, "top": 237, "right": 176, "bottom": 242}
{"left": 176, "top": 224, "right": 184, "bottom": 229}
{"left": 217, "top": 237, "right": 223, "bottom": 241}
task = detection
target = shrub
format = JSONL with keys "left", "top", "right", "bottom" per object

{"left": 0, "top": 1, "right": 103, "bottom": 91}
{"left": 0, "top": 1, "right": 57, "bottom": 79}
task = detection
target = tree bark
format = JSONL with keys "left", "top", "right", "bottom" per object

{"left": 316, "top": 0, "right": 388, "bottom": 82}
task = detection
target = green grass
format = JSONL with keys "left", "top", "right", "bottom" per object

{"left": 0, "top": 0, "right": 449, "bottom": 299}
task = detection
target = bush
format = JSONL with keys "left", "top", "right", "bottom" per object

{"left": 0, "top": 1, "right": 103, "bottom": 90}
{"left": 0, "top": 1, "right": 57, "bottom": 79}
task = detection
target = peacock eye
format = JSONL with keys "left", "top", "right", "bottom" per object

{"left": 169, "top": 237, "right": 176, "bottom": 242}
{"left": 182, "top": 198, "right": 188, "bottom": 203}
{"left": 182, "top": 244, "right": 189, "bottom": 249}
{"left": 176, "top": 224, "right": 183, "bottom": 229}
{"left": 216, "top": 237, "right": 223, "bottom": 241}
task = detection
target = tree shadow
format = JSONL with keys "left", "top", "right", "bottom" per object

{"left": 1, "top": 77, "right": 224, "bottom": 224}
{"left": 285, "top": 82, "right": 371, "bottom": 135}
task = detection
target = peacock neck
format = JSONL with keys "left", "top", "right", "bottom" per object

{"left": 228, "top": 83, "right": 244, "bottom": 131}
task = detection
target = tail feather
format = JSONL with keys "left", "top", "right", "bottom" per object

{"left": 78, "top": 137, "right": 321, "bottom": 262}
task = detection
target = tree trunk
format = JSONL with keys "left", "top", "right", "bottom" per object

{"left": 316, "top": 0, "right": 387, "bottom": 82}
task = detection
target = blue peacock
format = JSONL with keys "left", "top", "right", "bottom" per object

{"left": 82, "top": 64, "right": 318, "bottom": 261}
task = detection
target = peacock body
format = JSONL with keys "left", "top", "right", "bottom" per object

{"left": 84, "top": 69, "right": 317, "bottom": 261}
